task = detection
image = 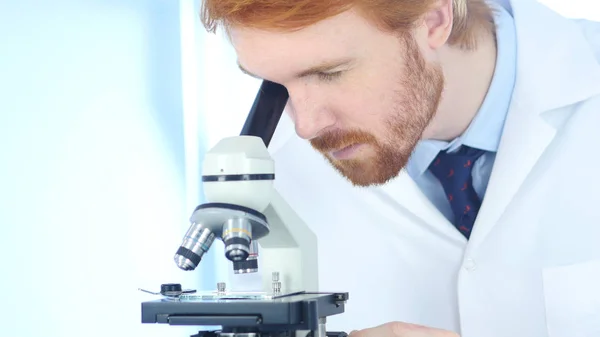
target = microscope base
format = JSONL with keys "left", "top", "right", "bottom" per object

{"left": 141, "top": 291, "right": 349, "bottom": 337}
{"left": 190, "top": 331, "right": 349, "bottom": 337}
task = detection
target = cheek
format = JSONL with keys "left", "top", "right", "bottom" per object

{"left": 329, "top": 82, "right": 398, "bottom": 131}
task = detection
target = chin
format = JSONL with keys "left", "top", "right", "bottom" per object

{"left": 328, "top": 159, "right": 395, "bottom": 187}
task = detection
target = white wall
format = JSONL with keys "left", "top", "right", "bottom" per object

{"left": 0, "top": 0, "right": 212, "bottom": 336}
{"left": 540, "top": 0, "right": 600, "bottom": 20}
{"left": 198, "top": 24, "right": 263, "bottom": 147}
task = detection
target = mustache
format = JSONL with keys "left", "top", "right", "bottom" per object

{"left": 310, "top": 129, "right": 377, "bottom": 152}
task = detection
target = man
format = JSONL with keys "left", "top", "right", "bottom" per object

{"left": 199, "top": 0, "right": 600, "bottom": 336}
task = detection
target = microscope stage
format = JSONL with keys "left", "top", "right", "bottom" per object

{"left": 141, "top": 291, "right": 348, "bottom": 332}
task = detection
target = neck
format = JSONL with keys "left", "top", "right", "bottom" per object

{"left": 423, "top": 31, "right": 498, "bottom": 141}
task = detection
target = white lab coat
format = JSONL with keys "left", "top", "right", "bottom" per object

{"left": 265, "top": 0, "right": 600, "bottom": 336}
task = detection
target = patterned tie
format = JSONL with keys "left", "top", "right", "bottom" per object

{"left": 428, "top": 146, "right": 486, "bottom": 239}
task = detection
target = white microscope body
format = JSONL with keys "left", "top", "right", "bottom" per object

{"left": 142, "top": 80, "right": 348, "bottom": 337}
{"left": 175, "top": 135, "right": 319, "bottom": 295}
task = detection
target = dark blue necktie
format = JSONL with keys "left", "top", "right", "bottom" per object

{"left": 428, "top": 146, "right": 486, "bottom": 239}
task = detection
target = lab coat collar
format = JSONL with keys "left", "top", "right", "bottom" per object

{"left": 499, "top": 0, "right": 600, "bottom": 114}
{"left": 466, "top": 0, "right": 600, "bottom": 249}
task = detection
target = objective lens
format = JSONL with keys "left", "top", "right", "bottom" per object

{"left": 174, "top": 224, "right": 216, "bottom": 271}
{"left": 222, "top": 217, "right": 252, "bottom": 262}
{"left": 233, "top": 240, "right": 259, "bottom": 274}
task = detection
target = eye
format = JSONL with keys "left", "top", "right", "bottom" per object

{"left": 317, "top": 71, "right": 343, "bottom": 82}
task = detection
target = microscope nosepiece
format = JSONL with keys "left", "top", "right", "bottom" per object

{"left": 174, "top": 224, "right": 216, "bottom": 271}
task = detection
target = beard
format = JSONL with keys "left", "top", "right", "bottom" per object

{"left": 310, "top": 34, "right": 445, "bottom": 187}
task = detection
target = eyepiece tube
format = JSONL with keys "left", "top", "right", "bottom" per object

{"left": 240, "top": 80, "right": 289, "bottom": 147}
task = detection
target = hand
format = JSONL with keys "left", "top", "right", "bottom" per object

{"left": 349, "top": 321, "right": 459, "bottom": 337}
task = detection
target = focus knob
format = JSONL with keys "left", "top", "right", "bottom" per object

{"left": 161, "top": 283, "right": 182, "bottom": 295}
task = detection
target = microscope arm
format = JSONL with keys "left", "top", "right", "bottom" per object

{"left": 258, "top": 188, "right": 319, "bottom": 294}
{"left": 237, "top": 80, "right": 317, "bottom": 294}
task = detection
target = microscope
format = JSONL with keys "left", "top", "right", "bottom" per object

{"left": 140, "top": 80, "right": 350, "bottom": 337}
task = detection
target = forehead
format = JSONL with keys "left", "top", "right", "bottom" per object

{"left": 228, "top": 9, "right": 380, "bottom": 82}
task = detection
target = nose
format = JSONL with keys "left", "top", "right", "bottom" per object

{"left": 287, "top": 85, "right": 335, "bottom": 140}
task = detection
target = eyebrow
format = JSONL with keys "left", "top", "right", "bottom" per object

{"left": 237, "top": 58, "right": 354, "bottom": 80}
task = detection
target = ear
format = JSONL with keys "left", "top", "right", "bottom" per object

{"left": 423, "top": 0, "right": 454, "bottom": 49}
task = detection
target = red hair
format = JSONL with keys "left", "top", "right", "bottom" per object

{"left": 200, "top": 0, "right": 495, "bottom": 50}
